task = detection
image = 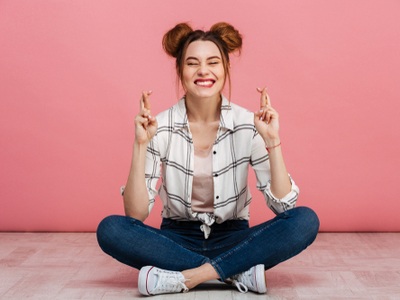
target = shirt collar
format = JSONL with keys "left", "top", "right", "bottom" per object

{"left": 174, "top": 95, "right": 234, "bottom": 131}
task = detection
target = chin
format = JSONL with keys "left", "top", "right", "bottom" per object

{"left": 188, "top": 87, "right": 224, "bottom": 99}
{"left": 195, "top": 92, "right": 221, "bottom": 99}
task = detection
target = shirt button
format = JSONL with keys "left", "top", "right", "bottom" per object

{"left": 216, "top": 196, "right": 219, "bottom": 199}
{"left": 214, "top": 173, "right": 218, "bottom": 177}
{"left": 213, "top": 151, "right": 217, "bottom": 155}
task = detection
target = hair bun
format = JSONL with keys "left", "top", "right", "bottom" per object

{"left": 162, "top": 23, "right": 193, "bottom": 58}
{"left": 210, "top": 22, "right": 242, "bottom": 54}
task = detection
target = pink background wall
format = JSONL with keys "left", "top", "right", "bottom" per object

{"left": 1, "top": 1, "right": 399, "bottom": 232}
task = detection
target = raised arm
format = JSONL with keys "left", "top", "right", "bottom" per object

{"left": 123, "top": 91, "right": 158, "bottom": 221}
{"left": 253, "top": 87, "right": 292, "bottom": 199}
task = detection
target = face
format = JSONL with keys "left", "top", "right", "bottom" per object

{"left": 181, "top": 40, "right": 226, "bottom": 100}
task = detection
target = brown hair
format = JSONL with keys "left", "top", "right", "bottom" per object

{"left": 162, "top": 22, "right": 242, "bottom": 98}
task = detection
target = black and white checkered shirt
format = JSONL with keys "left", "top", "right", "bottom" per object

{"left": 143, "top": 96, "right": 299, "bottom": 227}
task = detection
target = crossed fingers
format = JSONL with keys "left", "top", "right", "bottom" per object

{"left": 135, "top": 90, "right": 155, "bottom": 129}
{"left": 256, "top": 87, "right": 277, "bottom": 123}
{"left": 140, "top": 90, "right": 152, "bottom": 118}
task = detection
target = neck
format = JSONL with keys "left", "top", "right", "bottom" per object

{"left": 185, "top": 94, "right": 222, "bottom": 123}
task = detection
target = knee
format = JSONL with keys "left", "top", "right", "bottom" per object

{"left": 96, "top": 215, "right": 123, "bottom": 251}
{"left": 294, "top": 206, "right": 319, "bottom": 229}
{"left": 97, "top": 215, "right": 117, "bottom": 236}
{"left": 288, "top": 206, "right": 320, "bottom": 243}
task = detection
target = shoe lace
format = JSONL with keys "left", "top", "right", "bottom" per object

{"left": 230, "top": 268, "right": 253, "bottom": 293}
{"left": 231, "top": 280, "right": 248, "bottom": 293}
{"left": 154, "top": 271, "right": 189, "bottom": 293}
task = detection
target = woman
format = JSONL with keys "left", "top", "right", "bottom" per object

{"left": 97, "top": 22, "right": 319, "bottom": 296}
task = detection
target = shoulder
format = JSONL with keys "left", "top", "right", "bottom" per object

{"left": 230, "top": 101, "right": 253, "bottom": 116}
{"left": 229, "top": 101, "right": 256, "bottom": 126}
{"left": 155, "top": 103, "right": 176, "bottom": 121}
{"left": 154, "top": 100, "right": 182, "bottom": 126}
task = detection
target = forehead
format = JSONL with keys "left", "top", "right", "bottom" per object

{"left": 185, "top": 40, "right": 222, "bottom": 59}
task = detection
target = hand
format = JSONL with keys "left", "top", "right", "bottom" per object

{"left": 134, "top": 91, "right": 158, "bottom": 145}
{"left": 254, "top": 87, "right": 280, "bottom": 145}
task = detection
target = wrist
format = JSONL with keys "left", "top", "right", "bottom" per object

{"left": 264, "top": 138, "right": 281, "bottom": 148}
{"left": 133, "top": 140, "right": 149, "bottom": 154}
{"left": 265, "top": 140, "right": 281, "bottom": 153}
{"left": 134, "top": 138, "right": 150, "bottom": 147}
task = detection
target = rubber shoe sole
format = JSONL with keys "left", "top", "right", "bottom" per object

{"left": 253, "top": 264, "right": 267, "bottom": 293}
{"left": 138, "top": 266, "right": 154, "bottom": 296}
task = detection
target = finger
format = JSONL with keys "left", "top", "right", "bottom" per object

{"left": 139, "top": 90, "right": 152, "bottom": 111}
{"left": 256, "top": 87, "right": 268, "bottom": 108}
{"left": 258, "top": 106, "right": 277, "bottom": 123}
{"left": 148, "top": 115, "right": 157, "bottom": 127}
{"left": 254, "top": 111, "right": 264, "bottom": 123}
{"left": 257, "top": 87, "right": 266, "bottom": 108}
{"left": 266, "top": 111, "right": 272, "bottom": 124}
{"left": 140, "top": 92, "right": 145, "bottom": 110}
{"left": 135, "top": 116, "right": 149, "bottom": 128}
{"left": 141, "top": 108, "right": 151, "bottom": 118}
{"left": 135, "top": 115, "right": 149, "bottom": 125}
{"left": 257, "top": 105, "right": 268, "bottom": 121}
{"left": 265, "top": 92, "right": 271, "bottom": 107}
{"left": 266, "top": 109, "right": 279, "bottom": 124}
{"left": 142, "top": 90, "right": 152, "bottom": 111}
{"left": 258, "top": 104, "right": 271, "bottom": 120}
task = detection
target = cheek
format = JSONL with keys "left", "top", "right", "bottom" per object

{"left": 218, "top": 69, "right": 226, "bottom": 83}
{"left": 182, "top": 68, "right": 193, "bottom": 82}
{"left": 181, "top": 71, "right": 191, "bottom": 89}
{"left": 218, "top": 66, "right": 226, "bottom": 78}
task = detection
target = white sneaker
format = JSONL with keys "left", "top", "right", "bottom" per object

{"left": 138, "top": 266, "right": 189, "bottom": 296}
{"left": 229, "top": 264, "right": 267, "bottom": 293}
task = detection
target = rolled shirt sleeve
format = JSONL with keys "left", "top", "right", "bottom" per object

{"left": 119, "top": 132, "right": 161, "bottom": 214}
{"left": 251, "top": 131, "right": 299, "bottom": 215}
{"left": 264, "top": 175, "right": 299, "bottom": 215}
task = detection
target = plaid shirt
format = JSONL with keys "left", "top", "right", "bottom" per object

{"left": 143, "top": 96, "right": 299, "bottom": 228}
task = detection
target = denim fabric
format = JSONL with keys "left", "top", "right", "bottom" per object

{"left": 97, "top": 206, "right": 319, "bottom": 281}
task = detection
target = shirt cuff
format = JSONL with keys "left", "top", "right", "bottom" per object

{"left": 264, "top": 175, "right": 299, "bottom": 213}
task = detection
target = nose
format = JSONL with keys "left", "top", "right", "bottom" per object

{"left": 197, "top": 63, "right": 210, "bottom": 76}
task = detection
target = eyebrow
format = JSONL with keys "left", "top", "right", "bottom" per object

{"left": 186, "top": 56, "right": 221, "bottom": 61}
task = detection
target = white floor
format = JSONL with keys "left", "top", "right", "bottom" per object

{"left": 1, "top": 232, "right": 400, "bottom": 299}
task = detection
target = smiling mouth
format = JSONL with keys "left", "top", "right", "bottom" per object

{"left": 194, "top": 79, "right": 215, "bottom": 88}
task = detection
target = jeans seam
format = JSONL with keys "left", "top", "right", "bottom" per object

{"left": 210, "top": 214, "right": 287, "bottom": 280}
{"left": 129, "top": 219, "right": 210, "bottom": 270}
{"left": 130, "top": 219, "right": 197, "bottom": 251}
{"left": 210, "top": 261, "right": 226, "bottom": 280}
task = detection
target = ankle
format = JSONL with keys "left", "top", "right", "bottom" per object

{"left": 181, "top": 263, "right": 219, "bottom": 289}
{"left": 181, "top": 270, "right": 201, "bottom": 289}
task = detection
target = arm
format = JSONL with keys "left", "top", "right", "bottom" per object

{"left": 123, "top": 91, "right": 158, "bottom": 221}
{"left": 254, "top": 87, "right": 291, "bottom": 198}
{"left": 251, "top": 132, "right": 299, "bottom": 214}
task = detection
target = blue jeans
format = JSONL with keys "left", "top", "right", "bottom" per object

{"left": 96, "top": 206, "right": 319, "bottom": 281}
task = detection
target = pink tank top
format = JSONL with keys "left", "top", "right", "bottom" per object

{"left": 191, "top": 146, "right": 214, "bottom": 213}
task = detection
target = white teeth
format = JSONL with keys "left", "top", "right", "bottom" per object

{"left": 196, "top": 80, "right": 213, "bottom": 86}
